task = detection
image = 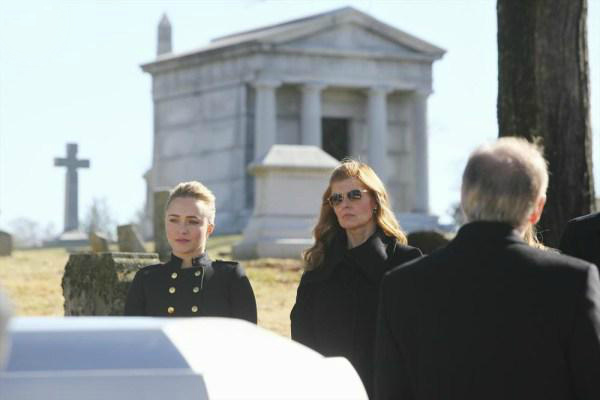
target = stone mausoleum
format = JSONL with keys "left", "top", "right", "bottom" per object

{"left": 142, "top": 7, "right": 445, "bottom": 234}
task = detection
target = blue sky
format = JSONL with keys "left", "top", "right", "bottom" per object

{"left": 0, "top": 0, "right": 598, "bottom": 234}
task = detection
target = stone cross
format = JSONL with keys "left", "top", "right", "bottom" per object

{"left": 54, "top": 143, "right": 90, "bottom": 232}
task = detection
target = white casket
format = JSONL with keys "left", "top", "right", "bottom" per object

{"left": 0, "top": 317, "right": 367, "bottom": 400}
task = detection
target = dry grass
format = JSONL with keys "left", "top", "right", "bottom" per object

{"left": 0, "top": 248, "right": 68, "bottom": 317}
{"left": 0, "top": 236, "right": 303, "bottom": 338}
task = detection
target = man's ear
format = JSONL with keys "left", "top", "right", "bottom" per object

{"left": 528, "top": 195, "right": 546, "bottom": 225}
{"left": 207, "top": 223, "right": 215, "bottom": 236}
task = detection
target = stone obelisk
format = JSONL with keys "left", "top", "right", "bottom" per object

{"left": 157, "top": 14, "right": 172, "bottom": 56}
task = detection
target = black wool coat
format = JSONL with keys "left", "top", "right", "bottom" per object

{"left": 374, "top": 221, "right": 600, "bottom": 400}
{"left": 290, "top": 230, "right": 422, "bottom": 396}
{"left": 560, "top": 212, "right": 600, "bottom": 270}
{"left": 124, "top": 253, "right": 257, "bottom": 323}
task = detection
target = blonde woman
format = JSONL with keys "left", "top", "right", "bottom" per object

{"left": 125, "top": 181, "right": 257, "bottom": 323}
{"left": 290, "top": 160, "right": 421, "bottom": 396}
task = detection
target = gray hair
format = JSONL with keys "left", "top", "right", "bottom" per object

{"left": 0, "top": 290, "right": 12, "bottom": 369}
{"left": 461, "top": 137, "right": 548, "bottom": 227}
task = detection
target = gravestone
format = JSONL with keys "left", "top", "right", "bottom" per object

{"left": 233, "top": 145, "right": 338, "bottom": 259}
{"left": 153, "top": 190, "right": 171, "bottom": 261}
{"left": 0, "top": 289, "right": 11, "bottom": 369}
{"left": 89, "top": 231, "right": 109, "bottom": 252}
{"left": 117, "top": 224, "right": 146, "bottom": 253}
{"left": 0, "top": 231, "right": 13, "bottom": 256}
{"left": 407, "top": 230, "right": 451, "bottom": 255}
{"left": 62, "top": 252, "right": 159, "bottom": 315}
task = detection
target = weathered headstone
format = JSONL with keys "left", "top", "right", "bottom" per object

{"left": 233, "top": 145, "right": 338, "bottom": 259}
{"left": 89, "top": 231, "right": 109, "bottom": 252}
{"left": 0, "top": 231, "right": 13, "bottom": 256}
{"left": 0, "top": 289, "right": 12, "bottom": 369}
{"left": 62, "top": 252, "right": 159, "bottom": 315}
{"left": 407, "top": 230, "right": 451, "bottom": 255}
{"left": 117, "top": 224, "right": 146, "bottom": 253}
{"left": 153, "top": 190, "right": 171, "bottom": 261}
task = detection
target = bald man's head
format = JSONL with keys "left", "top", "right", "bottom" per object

{"left": 461, "top": 137, "right": 548, "bottom": 228}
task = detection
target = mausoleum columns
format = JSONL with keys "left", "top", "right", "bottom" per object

{"left": 411, "top": 90, "right": 430, "bottom": 213}
{"left": 300, "top": 82, "right": 326, "bottom": 147}
{"left": 367, "top": 86, "right": 392, "bottom": 183}
{"left": 252, "top": 79, "right": 281, "bottom": 160}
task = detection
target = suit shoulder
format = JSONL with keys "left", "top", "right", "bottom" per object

{"left": 136, "top": 263, "right": 165, "bottom": 275}
{"left": 213, "top": 259, "right": 240, "bottom": 269}
{"left": 534, "top": 247, "right": 594, "bottom": 271}
{"left": 392, "top": 242, "right": 422, "bottom": 256}
{"left": 507, "top": 244, "right": 596, "bottom": 284}
{"left": 385, "top": 243, "right": 457, "bottom": 282}
{"left": 389, "top": 242, "right": 423, "bottom": 264}
{"left": 213, "top": 260, "right": 246, "bottom": 276}
{"left": 567, "top": 212, "right": 600, "bottom": 228}
{"left": 385, "top": 251, "right": 428, "bottom": 279}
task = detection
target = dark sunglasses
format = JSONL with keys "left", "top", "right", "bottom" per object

{"left": 327, "top": 189, "right": 369, "bottom": 207}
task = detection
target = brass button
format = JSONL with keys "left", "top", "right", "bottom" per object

{"left": 169, "top": 287, "right": 176, "bottom": 294}
{"left": 193, "top": 287, "right": 199, "bottom": 293}
{"left": 171, "top": 272, "right": 178, "bottom": 279}
{"left": 167, "top": 306, "right": 175, "bottom": 314}
{"left": 194, "top": 270, "right": 201, "bottom": 277}
{"left": 191, "top": 305, "right": 198, "bottom": 313}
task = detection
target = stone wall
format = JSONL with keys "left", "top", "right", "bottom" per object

{"left": 62, "top": 252, "right": 159, "bottom": 316}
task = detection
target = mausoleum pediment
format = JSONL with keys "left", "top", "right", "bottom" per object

{"left": 143, "top": 7, "right": 444, "bottom": 71}
{"left": 209, "top": 6, "right": 444, "bottom": 61}
{"left": 279, "top": 23, "right": 426, "bottom": 59}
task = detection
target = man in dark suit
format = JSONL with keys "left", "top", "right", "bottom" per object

{"left": 374, "top": 137, "right": 600, "bottom": 400}
{"left": 560, "top": 212, "right": 600, "bottom": 268}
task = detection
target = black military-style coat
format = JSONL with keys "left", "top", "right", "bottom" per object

{"left": 374, "top": 221, "right": 600, "bottom": 400}
{"left": 290, "top": 230, "right": 422, "bottom": 397}
{"left": 124, "top": 253, "right": 257, "bottom": 323}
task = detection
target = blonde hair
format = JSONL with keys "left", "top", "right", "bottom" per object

{"left": 303, "top": 159, "right": 407, "bottom": 270}
{"left": 166, "top": 181, "right": 216, "bottom": 224}
{"left": 461, "top": 137, "right": 548, "bottom": 228}
{"left": 523, "top": 224, "right": 548, "bottom": 250}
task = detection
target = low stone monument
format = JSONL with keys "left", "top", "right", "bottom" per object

{"left": 232, "top": 145, "right": 338, "bottom": 259}
{"left": 153, "top": 190, "right": 171, "bottom": 261}
{"left": 0, "top": 289, "right": 11, "bottom": 369}
{"left": 117, "top": 224, "right": 146, "bottom": 253}
{"left": 62, "top": 252, "right": 159, "bottom": 315}
{"left": 89, "top": 231, "right": 109, "bottom": 252}
{"left": 407, "top": 230, "right": 451, "bottom": 255}
{"left": 0, "top": 231, "right": 13, "bottom": 256}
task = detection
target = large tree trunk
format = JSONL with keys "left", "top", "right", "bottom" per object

{"left": 497, "top": 0, "right": 594, "bottom": 247}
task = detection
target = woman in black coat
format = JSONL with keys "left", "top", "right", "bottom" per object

{"left": 290, "top": 160, "right": 421, "bottom": 397}
{"left": 125, "top": 181, "right": 257, "bottom": 323}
